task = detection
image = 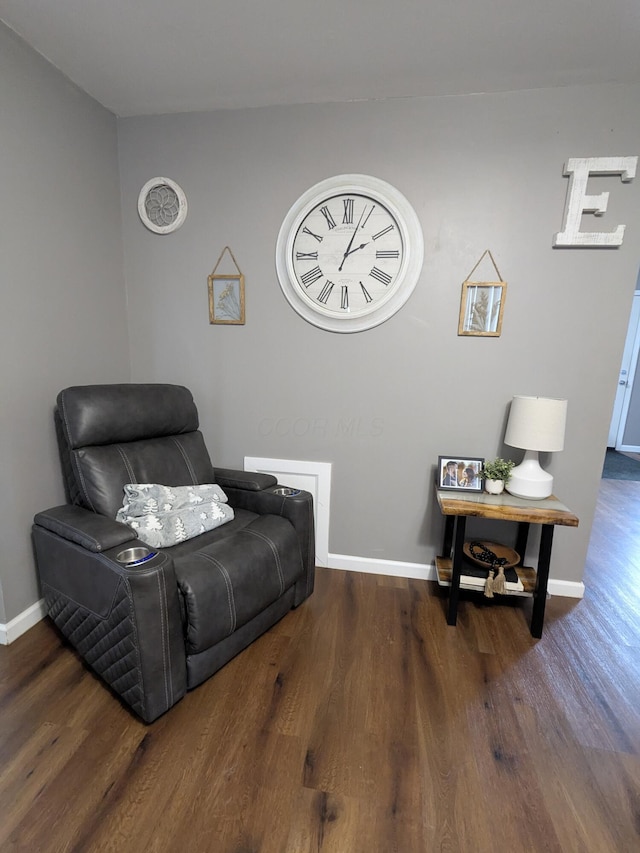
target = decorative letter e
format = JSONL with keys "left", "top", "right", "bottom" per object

{"left": 553, "top": 156, "right": 638, "bottom": 247}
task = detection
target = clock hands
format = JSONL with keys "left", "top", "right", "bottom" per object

{"left": 338, "top": 206, "right": 368, "bottom": 271}
{"left": 343, "top": 241, "right": 369, "bottom": 259}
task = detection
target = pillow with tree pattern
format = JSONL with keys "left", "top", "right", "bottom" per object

{"left": 116, "top": 483, "right": 234, "bottom": 548}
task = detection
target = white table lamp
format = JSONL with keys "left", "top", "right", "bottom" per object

{"left": 504, "top": 396, "right": 567, "bottom": 500}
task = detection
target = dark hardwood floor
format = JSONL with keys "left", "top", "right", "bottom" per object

{"left": 2, "top": 479, "right": 640, "bottom": 851}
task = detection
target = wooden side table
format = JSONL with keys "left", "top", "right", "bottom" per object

{"left": 435, "top": 487, "right": 579, "bottom": 638}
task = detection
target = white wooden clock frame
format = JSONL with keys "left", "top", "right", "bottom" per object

{"left": 275, "top": 174, "right": 424, "bottom": 333}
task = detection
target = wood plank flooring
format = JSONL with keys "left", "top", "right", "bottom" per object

{"left": 2, "top": 479, "right": 640, "bottom": 851}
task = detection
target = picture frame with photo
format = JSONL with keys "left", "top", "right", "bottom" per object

{"left": 457, "top": 249, "right": 507, "bottom": 337}
{"left": 208, "top": 245, "right": 246, "bottom": 325}
{"left": 208, "top": 274, "right": 245, "bottom": 324}
{"left": 458, "top": 281, "right": 506, "bottom": 337}
{"left": 437, "top": 456, "right": 484, "bottom": 492}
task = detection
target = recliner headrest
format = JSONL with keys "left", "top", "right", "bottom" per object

{"left": 57, "top": 384, "right": 199, "bottom": 449}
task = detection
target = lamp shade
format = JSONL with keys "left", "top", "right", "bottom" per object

{"left": 504, "top": 396, "right": 567, "bottom": 453}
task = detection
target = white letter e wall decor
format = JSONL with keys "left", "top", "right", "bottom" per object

{"left": 554, "top": 156, "right": 638, "bottom": 247}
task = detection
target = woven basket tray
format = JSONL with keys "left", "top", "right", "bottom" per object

{"left": 463, "top": 540, "right": 520, "bottom": 569}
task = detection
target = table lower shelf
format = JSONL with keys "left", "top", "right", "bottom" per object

{"left": 435, "top": 556, "right": 536, "bottom": 598}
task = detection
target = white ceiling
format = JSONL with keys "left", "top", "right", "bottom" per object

{"left": 1, "top": 0, "right": 639, "bottom": 118}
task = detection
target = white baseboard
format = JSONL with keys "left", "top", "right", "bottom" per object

{"left": 0, "top": 599, "right": 46, "bottom": 645}
{"left": 328, "top": 553, "right": 436, "bottom": 581}
{"left": 547, "top": 579, "right": 585, "bottom": 599}
{"left": 327, "top": 554, "right": 585, "bottom": 599}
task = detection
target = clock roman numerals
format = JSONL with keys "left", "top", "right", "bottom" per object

{"left": 369, "top": 266, "right": 393, "bottom": 285}
{"left": 302, "top": 226, "right": 323, "bottom": 242}
{"left": 277, "top": 176, "right": 422, "bottom": 331}
{"left": 317, "top": 280, "right": 335, "bottom": 304}
{"left": 320, "top": 206, "right": 337, "bottom": 230}
{"left": 286, "top": 184, "right": 412, "bottom": 322}
{"left": 360, "top": 282, "right": 373, "bottom": 303}
{"left": 372, "top": 224, "right": 394, "bottom": 241}
{"left": 300, "top": 265, "right": 324, "bottom": 287}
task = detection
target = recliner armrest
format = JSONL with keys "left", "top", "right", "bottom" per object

{"left": 34, "top": 504, "right": 137, "bottom": 552}
{"left": 219, "top": 479, "right": 316, "bottom": 603}
{"left": 32, "top": 519, "right": 187, "bottom": 723}
{"left": 215, "top": 467, "right": 277, "bottom": 491}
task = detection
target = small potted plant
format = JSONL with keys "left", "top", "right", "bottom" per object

{"left": 481, "top": 457, "right": 515, "bottom": 495}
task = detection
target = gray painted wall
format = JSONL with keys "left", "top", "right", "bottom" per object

{"left": 2, "top": 19, "right": 639, "bottom": 628}
{"left": 118, "top": 85, "right": 640, "bottom": 585}
{"left": 0, "top": 25, "right": 129, "bottom": 623}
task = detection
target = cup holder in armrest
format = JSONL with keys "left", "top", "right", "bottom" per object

{"left": 273, "top": 487, "right": 301, "bottom": 497}
{"left": 116, "top": 546, "right": 158, "bottom": 566}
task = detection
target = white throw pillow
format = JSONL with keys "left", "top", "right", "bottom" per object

{"left": 116, "top": 483, "right": 234, "bottom": 548}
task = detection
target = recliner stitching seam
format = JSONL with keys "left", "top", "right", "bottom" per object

{"left": 58, "top": 393, "right": 97, "bottom": 511}
{"left": 48, "top": 597, "right": 139, "bottom": 681}
{"left": 123, "top": 575, "right": 147, "bottom": 718}
{"left": 170, "top": 436, "right": 198, "bottom": 484}
{"left": 274, "top": 497, "right": 313, "bottom": 592}
{"left": 71, "top": 455, "right": 97, "bottom": 513}
{"left": 197, "top": 552, "right": 237, "bottom": 634}
{"left": 305, "top": 499, "right": 314, "bottom": 594}
{"left": 240, "top": 529, "right": 285, "bottom": 595}
{"left": 156, "top": 570, "right": 171, "bottom": 708}
{"left": 115, "top": 445, "right": 137, "bottom": 483}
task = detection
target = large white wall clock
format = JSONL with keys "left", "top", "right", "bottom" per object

{"left": 275, "top": 174, "right": 424, "bottom": 332}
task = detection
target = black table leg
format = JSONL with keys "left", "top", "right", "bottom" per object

{"left": 531, "top": 523, "right": 554, "bottom": 638}
{"left": 447, "top": 515, "right": 467, "bottom": 626}
{"left": 442, "top": 515, "right": 455, "bottom": 558}
{"left": 515, "top": 522, "right": 530, "bottom": 566}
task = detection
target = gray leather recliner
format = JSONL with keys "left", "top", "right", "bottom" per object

{"left": 32, "top": 384, "right": 315, "bottom": 722}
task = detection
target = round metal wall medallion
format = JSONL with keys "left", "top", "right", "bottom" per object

{"left": 138, "top": 177, "right": 188, "bottom": 234}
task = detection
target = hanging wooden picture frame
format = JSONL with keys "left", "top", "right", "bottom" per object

{"left": 208, "top": 246, "right": 245, "bottom": 325}
{"left": 458, "top": 250, "right": 507, "bottom": 337}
